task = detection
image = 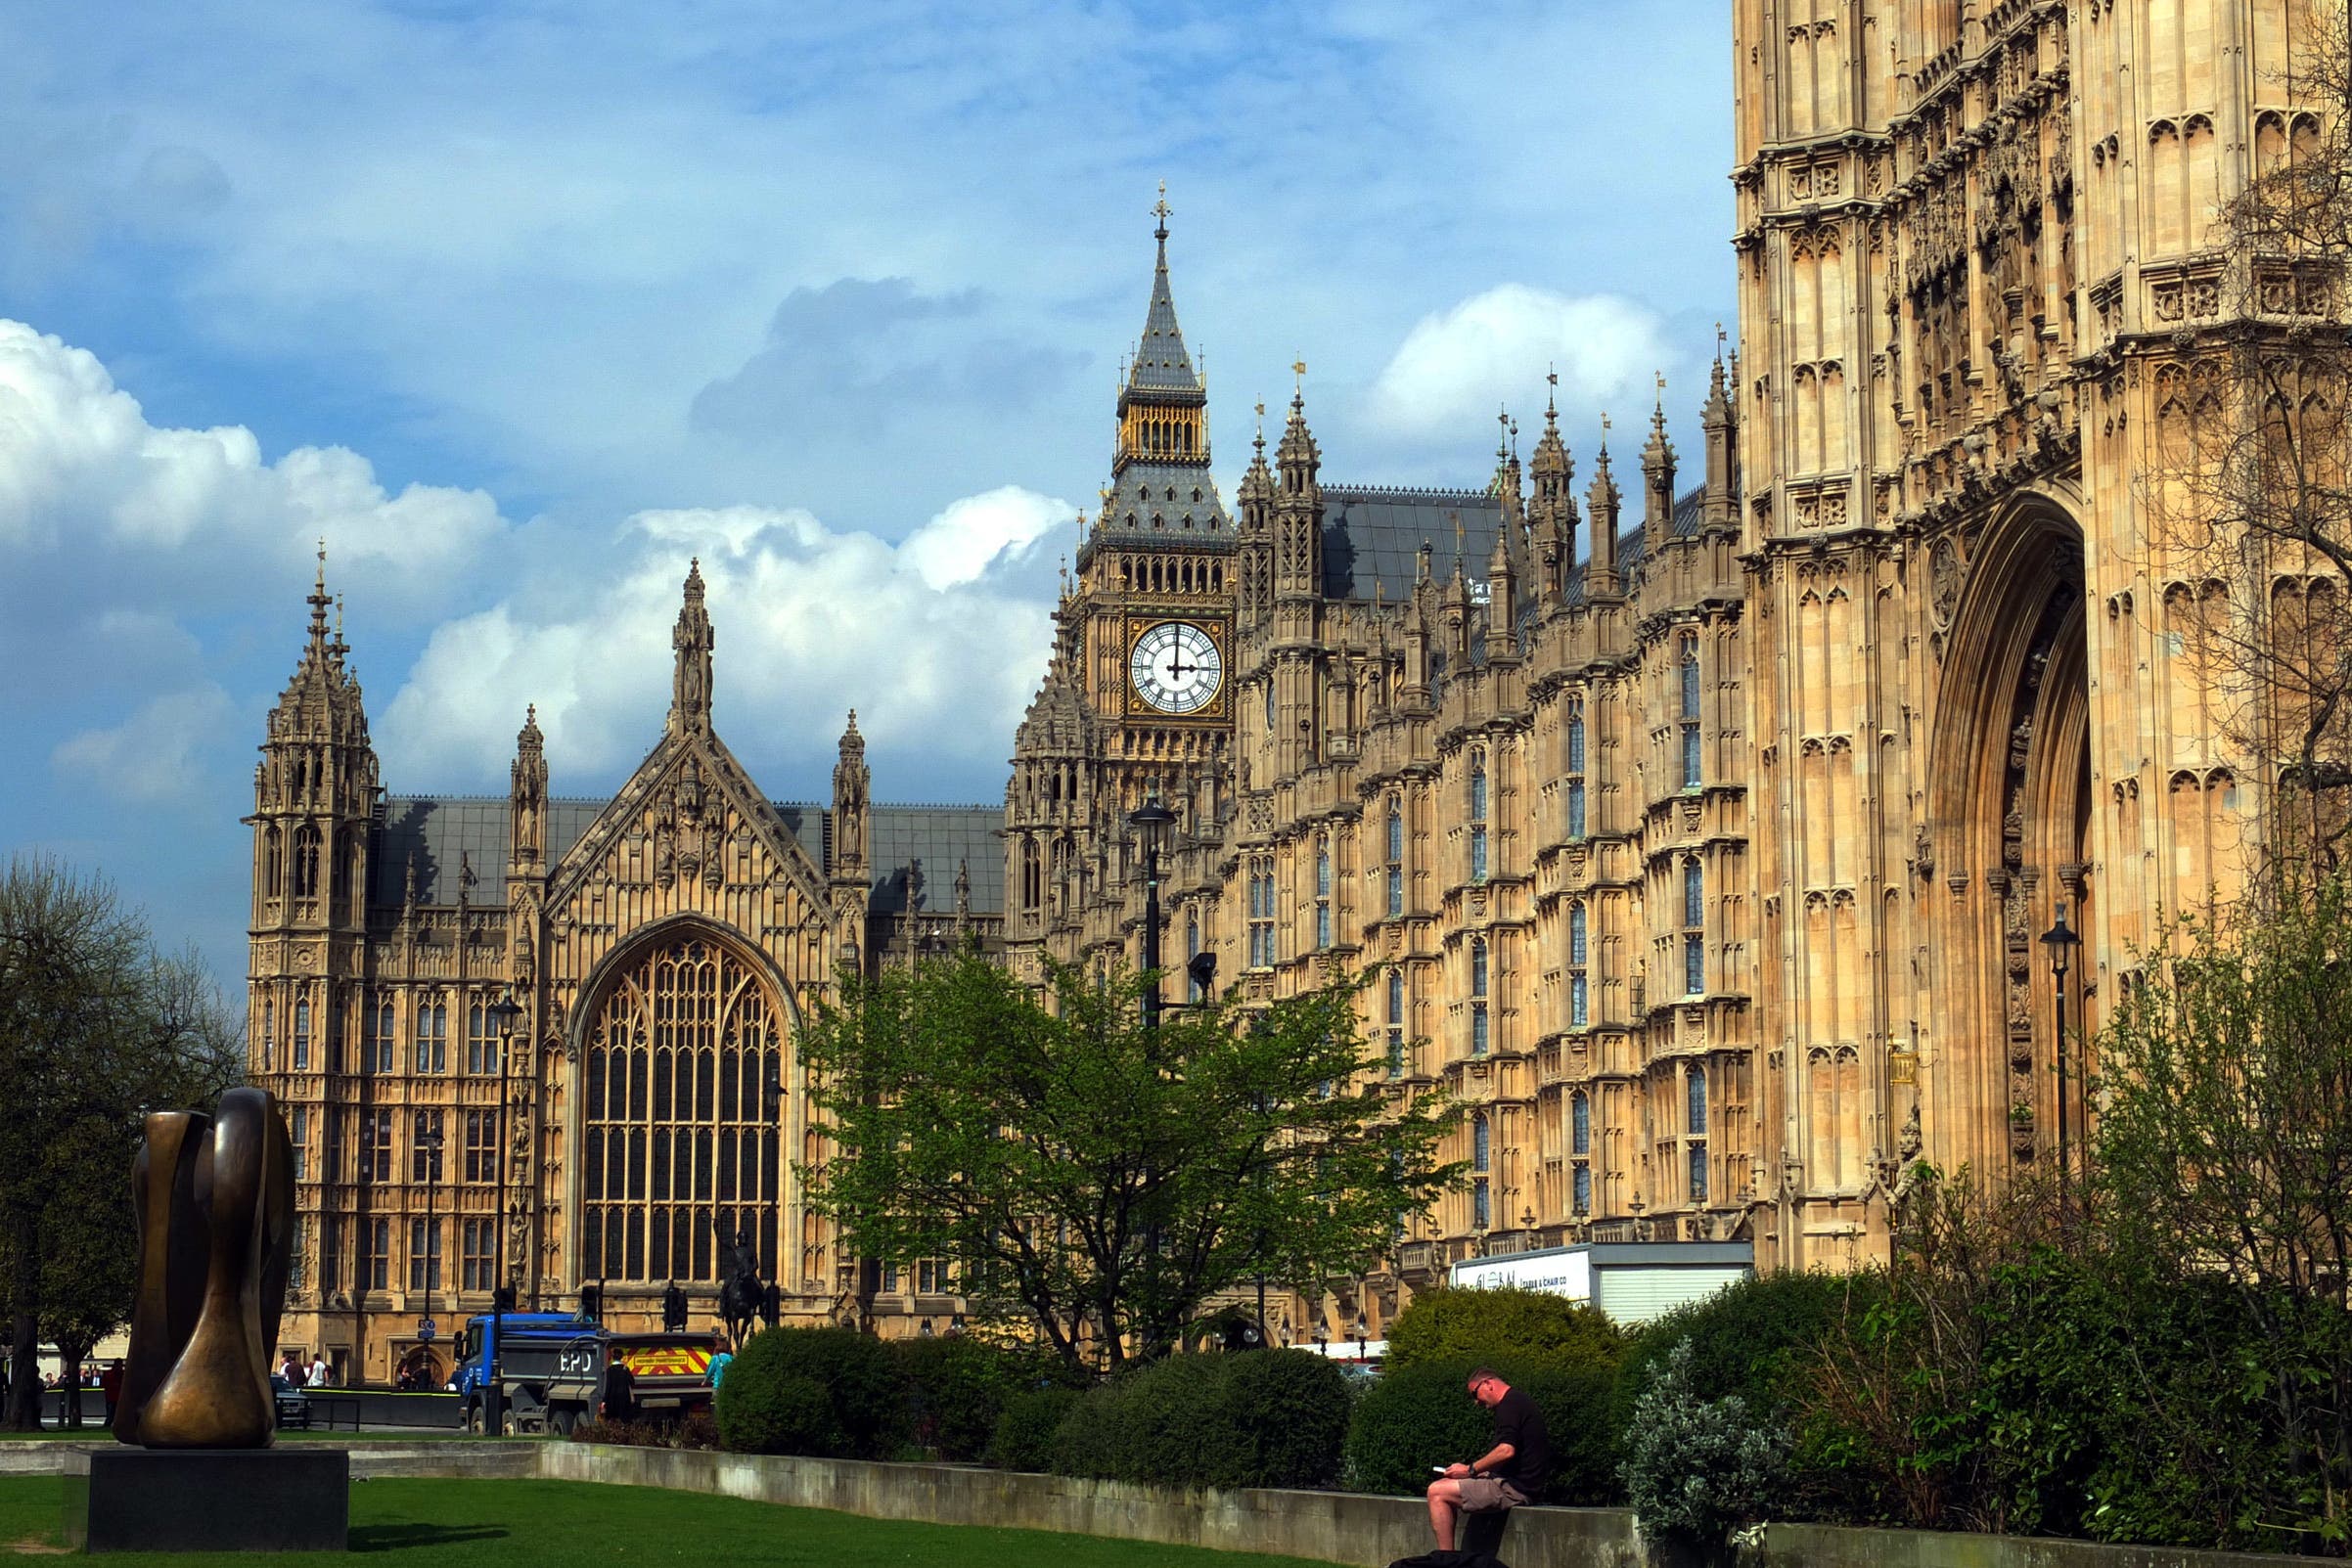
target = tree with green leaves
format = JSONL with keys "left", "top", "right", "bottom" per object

{"left": 797, "top": 950, "right": 1461, "bottom": 1371}
{"left": 0, "top": 857, "right": 243, "bottom": 1429}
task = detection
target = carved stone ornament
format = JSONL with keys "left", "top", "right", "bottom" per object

{"left": 1929, "top": 537, "right": 1963, "bottom": 628}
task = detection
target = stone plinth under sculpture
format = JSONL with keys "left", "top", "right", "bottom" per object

{"left": 67, "top": 1088, "right": 348, "bottom": 1553}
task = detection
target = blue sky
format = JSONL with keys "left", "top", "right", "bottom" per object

{"left": 0, "top": 0, "right": 1734, "bottom": 991}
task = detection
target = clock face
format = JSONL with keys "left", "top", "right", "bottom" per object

{"left": 1129, "top": 621, "right": 1223, "bottom": 716}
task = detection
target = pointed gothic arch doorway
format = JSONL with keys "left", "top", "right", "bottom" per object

{"left": 1926, "top": 500, "right": 2093, "bottom": 1182}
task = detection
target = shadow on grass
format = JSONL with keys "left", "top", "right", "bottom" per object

{"left": 349, "top": 1523, "right": 511, "bottom": 1552}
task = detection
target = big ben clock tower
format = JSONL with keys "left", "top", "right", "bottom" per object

{"left": 1078, "top": 190, "right": 1236, "bottom": 815}
{"left": 1006, "top": 190, "right": 1236, "bottom": 966}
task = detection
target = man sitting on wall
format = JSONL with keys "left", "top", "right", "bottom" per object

{"left": 1424, "top": 1367, "right": 1551, "bottom": 1553}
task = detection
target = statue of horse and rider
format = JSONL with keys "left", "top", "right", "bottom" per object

{"left": 716, "top": 1220, "right": 766, "bottom": 1347}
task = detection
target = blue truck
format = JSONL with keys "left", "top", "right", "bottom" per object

{"left": 447, "top": 1313, "right": 717, "bottom": 1435}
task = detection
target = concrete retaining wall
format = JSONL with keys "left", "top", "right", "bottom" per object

{"left": 0, "top": 1440, "right": 538, "bottom": 1480}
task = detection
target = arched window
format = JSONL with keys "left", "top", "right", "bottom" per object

{"left": 1688, "top": 1069, "right": 1708, "bottom": 1133}
{"left": 1568, "top": 904, "right": 1590, "bottom": 1029}
{"left": 292, "top": 825, "right": 321, "bottom": 898}
{"left": 1571, "top": 1093, "right": 1591, "bottom": 1153}
{"left": 1471, "top": 1114, "right": 1490, "bottom": 1173}
{"left": 1385, "top": 799, "right": 1405, "bottom": 917}
{"left": 260, "top": 995, "right": 275, "bottom": 1072}
{"left": 1315, "top": 838, "right": 1334, "bottom": 950}
{"left": 581, "top": 934, "right": 783, "bottom": 1284}
{"left": 1679, "top": 636, "right": 1702, "bottom": 787}
{"left": 1469, "top": 753, "right": 1488, "bottom": 821}
{"left": 1683, "top": 860, "right": 1705, "bottom": 996}
{"left": 263, "top": 827, "right": 283, "bottom": 898}
{"left": 418, "top": 996, "right": 448, "bottom": 1074}
{"left": 1185, "top": 913, "right": 1203, "bottom": 1002}
{"left": 293, "top": 997, "right": 311, "bottom": 1072}
{"left": 1385, "top": 968, "right": 1406, "bottom": 1079}
{"left": 1470, "top": 937, "right": 1491, "bottom": 1055}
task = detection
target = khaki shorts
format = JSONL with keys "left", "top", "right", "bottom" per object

{"left": 1454, "top": 1478, "right": 1529, "bottom": 1512}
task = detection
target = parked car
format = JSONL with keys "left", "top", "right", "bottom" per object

{"left": 269, "top": 1373, "right": 310, "bottom": 1430}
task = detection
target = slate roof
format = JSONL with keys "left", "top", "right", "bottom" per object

{"left": 866, "top": 806, "right": 1006, "bottom": 917}
{"left": 370, "top": 795, "right": 1000, "bottom": 915}
{"left": 1128, "top": 224, "right": 1199, "bottom": 393}
{"left": 1321, "top": 481, "right": 1707, "bottom": 605}
{"left": 1101, "top": 460, "right": 1232, "bottom": 536}
{"left": 1320, "top": 486, "right": 1507, "bottom": 603}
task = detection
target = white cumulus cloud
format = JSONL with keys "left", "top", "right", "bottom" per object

{"left": 52, "top": 684, "right": 237, "bottom": 805}
{"left": 0, "top": 319, "right": 502, "bottom": 587}
{"left": 1365, "top": 285, "right": 1676, "bottom": 440}
{"left": 378, "top": 489, "right": 1068, "bottom": 794}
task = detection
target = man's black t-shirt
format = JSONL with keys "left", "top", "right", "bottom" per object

{"left": 1486, "top": 1386, "right": 1552, "bottom": 1496}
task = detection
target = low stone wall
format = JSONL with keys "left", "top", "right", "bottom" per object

{"left": 0, "top": 1439, "right": 538, "bottom": 1480}
{"left": 536, "top": 1444, "right": 1642, "bottom": 1568}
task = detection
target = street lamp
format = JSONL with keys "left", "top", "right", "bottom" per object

{"left": 483, "top": 988, "right": 525, "bottom": 1436}
{"left": 419, "top": 1117, "right": 444, "bottom": 1359}
{"left": 1627, "top": 1191, "right": 1647, "bottom": 1243}
{"left": 2040, "top": 902, "right": 2081, "bottom": 1212}
{"left": 1128, "top": 800, "right": 1176, "bottom": 1032}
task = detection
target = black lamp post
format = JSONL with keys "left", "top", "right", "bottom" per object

{"left": 419, "top": 1118, "right": 444, "bottom": 1352}
{"left": 1128, "top": 800, "right": 1176, "bottom": 1032}
{"left": 483, "top": 988, "right": 525, "bottom": 1436}
{"left": 2040, "top": 902, "right": 2081, "bottom": 1211}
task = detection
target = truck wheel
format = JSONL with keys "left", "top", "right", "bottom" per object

{"left": 464, "top": 1401, "right": 484, "bottom": 1435}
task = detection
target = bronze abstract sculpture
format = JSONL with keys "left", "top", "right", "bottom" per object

{"left": 116, "top": 1088, "right": 294, "bottom": 1448}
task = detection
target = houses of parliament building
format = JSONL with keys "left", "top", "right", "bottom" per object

{"left": 249, "top": 0, "right": 2343, "bottom": 1377}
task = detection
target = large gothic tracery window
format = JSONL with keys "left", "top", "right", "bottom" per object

{"left": 580, "top": 935, "right": 785, "bottom": 1285}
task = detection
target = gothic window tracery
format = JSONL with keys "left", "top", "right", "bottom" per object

{"left": 581, "top": 934, "right": 784, "bottom": 1284}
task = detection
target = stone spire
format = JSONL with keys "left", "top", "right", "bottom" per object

{"left": 510, "top": 704, "right": 548, "bottom": 871}
{"left": 670, "top": 559, "right": 715, "bottom": 735}
{"left": 1700, "top": 332, "right": 1740, "bottom": 531}
{"left": 1129, "top": 183, "right": 1199, "bottom": 396}
{"left": 832, "top": 709, "right": 870, "bottom": 880}
{"left": 1641, "top": 377, "right": 1678, "bottom": 556}
{"left": 1529, "top": 380, "right": 1577, "bottom": 605}
{"left": 1586, "top": 422, "right": 1623, "bottom": 600}
{"left": 1273, "top": 383, "right": 1323, "bottom": 601}
{"left": 1486, "top": 514, "right": 1517, "bottom": 661}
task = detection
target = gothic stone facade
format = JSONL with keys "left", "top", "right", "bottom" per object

{"left": 1006, "top": 0, "right": 2341, "bottom": 1333}
{"left": 246, "top": 565, "right": 1002, "bottom": 1382}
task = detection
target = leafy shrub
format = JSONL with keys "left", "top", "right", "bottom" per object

{"left": 1343, "top": 1356, "right": 1619, "bottom": 1502}
{"left": 892, "top": 1335, "right": 1016, "bottom": 1461}
{"left": 1609, "top": 1269, "right": 1869, "bottom": 1445}
{"left": 714, "top": 1371, "right": 840, "bottom": 1457}
{"left": 1621, "top": 1340, "right": 1787, "bottom": 1545}
{"left": 713, "top": 1325, "right": 907, "bottom": 1458}
{"left": 1049, "top": 1351, "right": 1351, "bottom": 1490}
{"left": 568, "top": 1409, "right": 719, "bottom": 1450}
{"left": 988, "top": 1385, "right": 1082, "bottom": 1472}
{"left": 1383, "top": 1284, "right": 1626, "bottom": 1370}
{"left": 1215, "top": 1350, "right": 1351, "bottom": 1490}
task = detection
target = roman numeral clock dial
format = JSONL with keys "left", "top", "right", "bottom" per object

{"left": 1128, "top": 620, "right": 1223, "bottom": 716}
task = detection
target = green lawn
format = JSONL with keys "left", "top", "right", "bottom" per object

{"left": 0, "top": 1477, "right": 1335, "bottom": 1567}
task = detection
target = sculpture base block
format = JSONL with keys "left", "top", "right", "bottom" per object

{"left": 65, "top": 1448, "right": 349, "bottom": 1553}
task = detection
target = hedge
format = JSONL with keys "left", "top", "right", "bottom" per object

{"left": 1343, "top": 1355, "right": 1620, "bottom": 1502}
{"left": 891, "top": 1334, "right": 1018, "bottom": 1462}
{"left": 988, "top": 1385, "right": 1082, "bottom": 1472}
{"left": 1383, "top": 1284, "right": 1627, "bottom": 1370}
{"left": 713, "top": 1325, "right": 909, "bottom": 1458}
{"left": 1049, "top": 1349, "right": 1351, "bottom": 1491}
